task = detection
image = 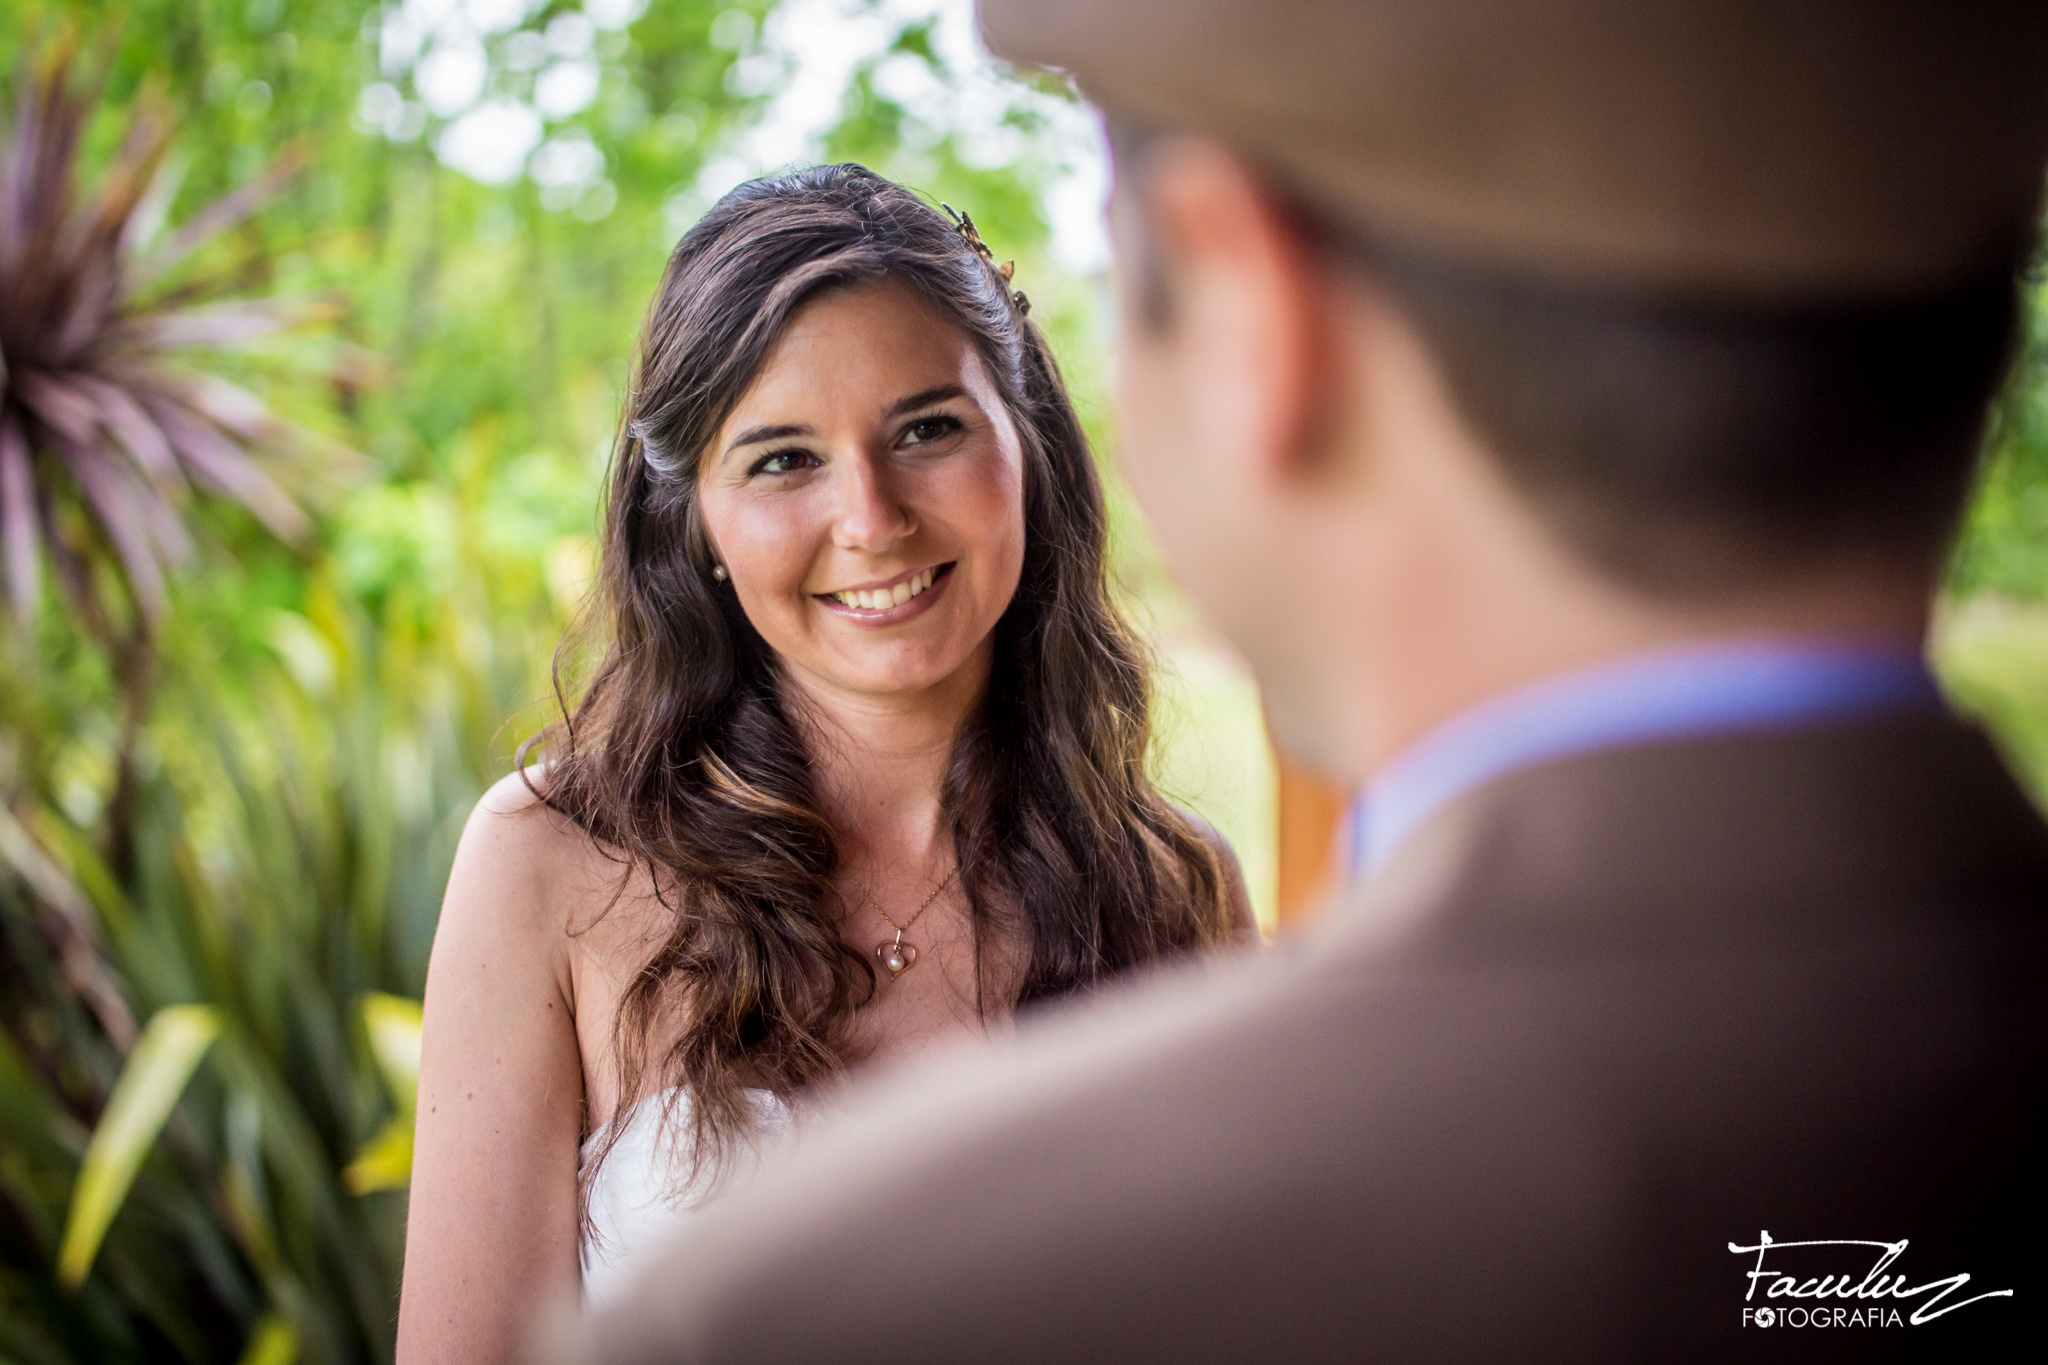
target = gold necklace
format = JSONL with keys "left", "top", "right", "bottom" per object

{"left": 858, "top": 866, "right": 957, "bottom": 980}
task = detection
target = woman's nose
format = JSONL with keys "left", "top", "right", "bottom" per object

{"left": 830, "top": 452, "right": 915, "bottom": 551}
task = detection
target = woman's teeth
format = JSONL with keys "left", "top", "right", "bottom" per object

{"left": 831, "top": 566, "right": 937, "bottom": 610}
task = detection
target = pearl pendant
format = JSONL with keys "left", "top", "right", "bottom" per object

{"left": 876, "top": 939, "right": 919, "bottom": 980}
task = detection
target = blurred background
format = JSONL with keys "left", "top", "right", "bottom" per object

{"left": 1, "top": 1, "right": 2046, "bottom": 1360}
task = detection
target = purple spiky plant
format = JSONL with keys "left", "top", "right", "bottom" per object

{"left": 0, "top": 33, "right": 347, "bottom": 636}
{"left": 0, "top": 33, "right": 361, "bottom": 881}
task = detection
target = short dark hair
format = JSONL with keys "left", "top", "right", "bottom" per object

{"left": 1109, "top": 123, "right": 2024, "bottom": 592}
{"left": 1367, "top": 239, "right": 2019, "bottom": 590}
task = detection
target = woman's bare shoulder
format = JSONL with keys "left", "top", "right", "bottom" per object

{"left": 403, "top": 771, "right": 590, "bottom": 1361}
{"left": 443, "top": 770, "right": 621, "bottom": 945}
{"left": 455, "top": 769, "right": 675, "bottom": 967}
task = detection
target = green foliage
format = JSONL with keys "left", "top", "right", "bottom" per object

{"left": 0, "top": 2, "right": 1115, "bottom": 1359}
{"left": 1951, "top": 270, "right": 2048, "bottom": 599}
{"left": 57, "top": 1005, "right": 222, "bottom": 1289}
{"left": 1937, "top": 265, "right": 2048, "bottom": 797}
{"left": 342, "top": 994, "right": 421, "bottom": 1196}
{"left": 2, "top": 541, "right": 546, "bottom": 1360}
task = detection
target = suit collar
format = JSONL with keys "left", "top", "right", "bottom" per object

{"left": 1346, "top": 640, "right": 1940, "bottom": 880}
{"left": 1335, "top": 713, "right": 2048, "bottom": 956}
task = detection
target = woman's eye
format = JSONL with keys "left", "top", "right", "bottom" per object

{"left": 903, "top": 415, "right": 961, "bottom": 446}
{"left": 750, "top": 449, "right": 816, "bottom": 476}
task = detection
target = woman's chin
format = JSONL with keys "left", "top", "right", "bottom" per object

{"left": 780, "top": 634, "right": 991, "bottom": 706}
{"left": 812, "top": 659, "right": 979, "bottom": 703}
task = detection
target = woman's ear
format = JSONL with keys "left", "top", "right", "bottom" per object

{"left": 684, "top": 499, "right": 726, "bottom": 588}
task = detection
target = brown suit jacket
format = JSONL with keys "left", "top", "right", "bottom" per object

{"left": 556, "top": 715, "right": 2048, "bottom": 1362}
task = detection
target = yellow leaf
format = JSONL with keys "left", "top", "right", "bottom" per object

{"left": 359, "top": 993, "right": 422, "bottom": 1114}
{"left": 236, "top": 1312, "right": 298, "bottom": 1365}
{"left": 343, "top": 1113, "right": 414, "bottom": 1195}
{"left": 57, "top": 1004, "right": 222, "bottom": 1287}
{"left": 347, "top": 993, "right": 424, "bottom": 1194}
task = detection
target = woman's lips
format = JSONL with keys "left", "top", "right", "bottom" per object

{"left": 815, "top": 562, "right": 954, "bottom": 624}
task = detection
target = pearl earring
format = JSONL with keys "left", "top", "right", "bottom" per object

{"left": 712, "top": 564, "right": 728, "bottom": 581}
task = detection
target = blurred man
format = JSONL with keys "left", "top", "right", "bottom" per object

{"left": 553, "top": 1, "right": 2048, "bottom": 1359}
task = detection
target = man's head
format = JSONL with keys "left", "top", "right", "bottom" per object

{"left": 982, "top": 0, "right": 2048, "bottom": 780}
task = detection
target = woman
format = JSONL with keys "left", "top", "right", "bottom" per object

{"left": 394, "top": 165, "right": 1254, "bottom": 1362}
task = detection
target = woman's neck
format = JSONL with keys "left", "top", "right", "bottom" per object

{"left": 781, "top": 646, "right": 989, "bottom": 868}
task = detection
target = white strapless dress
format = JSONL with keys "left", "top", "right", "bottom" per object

{"left": 579, "top": 1086, "right": 792, "bottom": 1307}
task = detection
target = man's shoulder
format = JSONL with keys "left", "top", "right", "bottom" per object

{"left": 558, "top": 716, "right": 2048, "bottom": 1364}
{"left": 556, "top": 930, "right": 1633, "bottom": 1362}
{"left": 1383, "top": 710, "right": 2048, "bottom": 947}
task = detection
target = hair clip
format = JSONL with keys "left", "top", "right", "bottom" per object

{"left": 943, "top": 202, "right": 1030, "bottom": 315}
{"left": 941, "top": 202, "right": 992, "bottom": 258}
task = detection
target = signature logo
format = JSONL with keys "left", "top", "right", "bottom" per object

{"left": 1730, "top": 1231, "right": 2013, "bottom": 1329}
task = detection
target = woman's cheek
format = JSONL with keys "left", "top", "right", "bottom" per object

{"left": 949, "top": 447, "right": 1026, "bottom": 549}
{"left": 727, "top": 498, "right": 820, "bottom": 597}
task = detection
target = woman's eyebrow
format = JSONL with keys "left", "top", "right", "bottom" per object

{"left": 885, "top": 384, "right": 967, "bottom": 417}
{"left": 725, "top": 421, "right": 814, "bottom": 454}
{"left": 721, "top": 385, "right": 966, "bottom": 457}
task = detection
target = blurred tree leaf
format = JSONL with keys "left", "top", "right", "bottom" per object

{"left": 343, "top": 1118, "right": 412, "bottom": 1197}
{"left": 358, "top": 993, "right": 420, "bottom": 1111}
{"left": 344, "top": 992, "right": 420, "bottom": 1194}
{"left": 235, "top": 1311, "right": 298, "bottom": 1365}
{"left": 55, "top": 1002, "right": 220, "bottom": 1288}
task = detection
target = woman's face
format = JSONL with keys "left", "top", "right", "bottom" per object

{"left": 698, "top": 280, "right": 1028, "bottom": 706}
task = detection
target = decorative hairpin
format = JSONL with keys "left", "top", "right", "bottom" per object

{"left": 942, "top": 202, "right": 1031, "bottom": 316}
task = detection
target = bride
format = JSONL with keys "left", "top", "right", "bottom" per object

{"left": 393, "top": 164, "right": 1255, "bottom": 1362}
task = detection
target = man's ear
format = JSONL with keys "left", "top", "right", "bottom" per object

{"left": 1133, "top": 137, "right": 1341, "bottom": 480}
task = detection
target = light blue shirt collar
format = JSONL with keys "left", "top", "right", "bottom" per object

{"left": 1345, "top": 639, "right": 1943, "bottom": 880}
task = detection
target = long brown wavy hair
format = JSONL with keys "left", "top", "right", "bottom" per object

{"left": 529, "top": 164, "right": 1236, "bottom": 1197}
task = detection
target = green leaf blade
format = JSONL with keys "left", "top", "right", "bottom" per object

{"left": 55, "top": 1004, "right": 224, "bottom": 1289}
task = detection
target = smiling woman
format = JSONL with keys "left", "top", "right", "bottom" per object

{"left": 393, "top": 164, "right": 1255, "bottom": 1363}
{"left": 698, "top": 283, "right": 1027, "bottom": 706}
